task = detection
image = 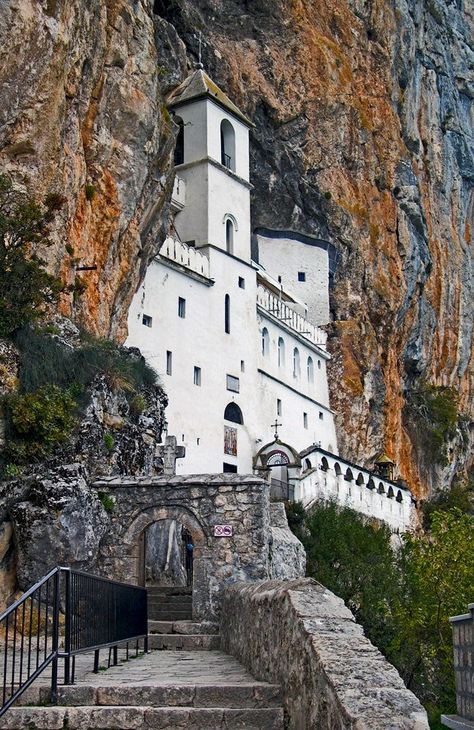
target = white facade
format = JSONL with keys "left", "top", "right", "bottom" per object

{"left": 125, "top": 68, "right": 415, "bottom": 532}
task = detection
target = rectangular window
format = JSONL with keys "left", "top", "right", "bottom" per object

{"left": 223, "top": 462, "right": 238, "bottom": 473}
{"left": 166, "top": 351, "right": 172, "bottom": 376}
{"left": 142, "top": 314, "right": 152, "bottom": 327}
{"left": 226, "top": 374, "right": 240, "bottom": 393}
{"left": 240, "top": 360, "right": 245, "bottom": 372}
{"left": 277, "top": 399, "right": 282, "bottom": 416}
{"left": 193, "top": 366, "right": 201, "bottom": 386}
{"left": 298, "top": 271, "right": 306, "bottom": 282}
{"left": 178, "top": 297, "right": 186, "bottom": 318}
{"left": 303, "top": 412, "right": 308, "bottom": 429}
{"left": 238, "top": 276, "right": 245, "bottom": 289}
{"left": 319, "top": 411, "right": 324, "bottom": 420}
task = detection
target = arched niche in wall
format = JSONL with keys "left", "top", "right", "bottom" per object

{"left": 320, "top": 457, "right": 329, "bottom": 472}
{"left": 344, "top": 468, "right": 353, "bottom": 482}
{"left": 387, "top": 486, "right": 394, "bottom": 499}
{"left": 396, "top": 490, "right": 403, "bottom": 503}
{"left": 293, "top": 348, "right": 300, "bottom": 378}
{"left": 224, "top": 402, "right": 243, "bottom": 425}
{"left": 223, "top": 214, "right": 238, "bottom": 255}
{"left": 278, "top": 337, "right": 285, "bottom": 367}
{"left": 262, "top": 327, "right": 270, "bottom": 356}
{"left": 173, "top": 116, "right": 184, "bottom": 165}
{"left": 377, "top": 482, "right": 385, "bottom": 494}
{"left": 334, "top": 462, "right": 342, "bottom": 476}
{"left": 356, "top": 473, "right": 365, "bottom": 486}
{"left": 367, "top": 478, "right": 375, "bottom": 490}
{"left": 220, "top": 119, "right": 236, "bottom": 171}
{"left": 307, "top": 356, "right": 314, "bottom": 383}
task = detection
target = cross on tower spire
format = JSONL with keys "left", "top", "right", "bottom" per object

{"left": 271, "top": 419, "right": 282, "bottom": 440}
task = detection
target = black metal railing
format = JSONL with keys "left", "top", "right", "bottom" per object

{"left": 0, "top": 567, "right": 147, "bottom": 718}
{"left": 221, "top": 152, "right": 232, "bottom": 169}
{"left": 270, "top": 478, "right": 295, "bottom": 502}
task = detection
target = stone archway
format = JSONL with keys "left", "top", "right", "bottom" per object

{"left": 124, "top": 504, "right": 209, "bottom": 621}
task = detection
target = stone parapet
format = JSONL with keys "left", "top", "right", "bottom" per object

{"left": 220, "top": 578, "right": 429, "bottom": 729}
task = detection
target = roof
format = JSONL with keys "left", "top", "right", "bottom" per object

{"left": 375, "top": 453, "right": 395, "bottom": 465}
{"left": 167, "top": 69, "right": 254, "bottom": 127}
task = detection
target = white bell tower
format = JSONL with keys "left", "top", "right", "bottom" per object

{"left": 168, "top": 69, "right": 253, "bottom": 263}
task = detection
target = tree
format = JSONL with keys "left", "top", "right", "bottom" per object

{"left": 0, "top": 175, "right": 62, "bottom": 337}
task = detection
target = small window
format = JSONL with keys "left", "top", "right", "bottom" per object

{"left": 307, "top": 356, "right": 314, "bottom": 382}
{"left": 277, "top": 275, "right": 282, "bottom": 283}
{"left": 240, "top": 360, "right": 245, "bottom": 372}
{"left": 277, "top": 398, "right": 282, "bottom": 416}
{"left": 226, "top": 219, "right": 234, "bottom": 254}
{"left": 142, "top": 314, "right": 152, "bottom": 327}
{"left": 317, "top": 360, "right": 321, "bottom": 369}
{"left": 185, "top": 239, "right": 196, "bottom": 247}
{"left": 262, "top": 327, "right": 270, "bottom": 356}
{"left": 319, "top": 411, "right": 323, "bottom": 420}
{"left": 225, "top": 294, "right": 230, "bottom": 333}
{"left": 226, "top": 374, "right": 240, "bottom": 393}
{"left": 193, "top": 366, "right": 201, "bottom": 386}
{"left": 298, "top": 271, "right": 306, "bottom": 282}
{"left": 293, "top": 347, "right": 300, "bottom": 378}
{"left": 178, "top": 297, "right": 186, "bottom": 318}
{"left": 174, "top": 117, "right": 184, "bottom": 165}
{"left": 238, "top": 276, "right": 245, "bottom": 289}
{"left": 223, "top": 462, "right": 238, "bottom": 473}
{"left": 278, "top": 337, "right": 285, "bottom": 367}
{"left": 166, "top": 351, "right": 172, "bottom": 376}
{"left": 303, "top": 412, "right": 308, "bottom": 429}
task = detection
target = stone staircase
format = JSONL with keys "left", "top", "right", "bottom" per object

{"left": 147, "top": 586, "right": 192, "bottom": 621}
{"left": 3, "top": 647, "right": 284, "bottom": 729}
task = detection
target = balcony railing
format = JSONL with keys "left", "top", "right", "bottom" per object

{"left": 257, "top": 285, "right": 327, "bottom": 347}
{"left": 159, "top": 237, "right": 211, "bottom": 279}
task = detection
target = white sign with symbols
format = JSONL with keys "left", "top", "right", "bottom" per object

{"left": 214, "top": 524, "right": 233, "bottom": 537}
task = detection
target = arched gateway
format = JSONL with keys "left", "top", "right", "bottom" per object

{"left": 93, "top": 474, "right": 271, "bottom": 622}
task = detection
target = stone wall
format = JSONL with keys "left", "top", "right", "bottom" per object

{"left": 94, "top": 474, "right": 304, "bottom": 622}
{"left": 220, "top": 578, "right": 429, "bottom": 729}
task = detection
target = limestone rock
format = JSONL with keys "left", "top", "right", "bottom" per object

{"left": 0, "top": 0, "right": 182, "bottom": 340}
{"left": 269, "top": 503, "right": 306, "bottom": 580}
{"left": 10, "top": 464, "right": 108, "bottom": 587}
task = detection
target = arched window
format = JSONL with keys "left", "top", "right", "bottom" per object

{"left": 396, "top": 490, "right": 403, "bottom": 503}
{"left": 224, "top": 294, "right": 230, "bottom": 334}
{"left": 320, "top": 457, "right": 329, "bottom": 472}
{"left": 345, "top": 468, "right": 353, "bottom": 482}
{"left": 174, "top": 117, "right": 184, "bottom": 165}
{"left": 262, "top": 327, "right": 269, "bottom": 356}
{"left": 378, "top": 482, "right": 385, "bottom": 494}
{"left": 304, "top": 458, "right": 312, "bottom": 471}
{"left": 225, "top": 219, "right": 234, "bottom": 254}
{"left": 334, "top": 462, "right": 342, "bottom": 476}
{"left": 293, "top": 348, "right": 300, "bottom": 378}
{"left": 307, "top": 356, "right": 314, "bottom": 383}
{"left": 387, "top": 486, "right": 394, "bottom": 499}
{"left": 367, "top": 478, "right": 375, "bottom": 490}
{"left": 220, "top": 119, "right": 235, "bottom": 172}
{"left": 278, "top": 337, "right": 285, "bottom": 367}
{"left": 224, "top": 402, "right": 243, "bottom": 424}
{"left": 356, "top": 473, "right": 365, "bottom": 486}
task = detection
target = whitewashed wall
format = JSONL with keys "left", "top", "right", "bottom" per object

{"left": 256, "top": 232, "right": 330, "bottom": 326}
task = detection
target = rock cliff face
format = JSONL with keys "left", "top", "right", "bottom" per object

{"left": 0, "top": 0, "right": 183, "bottom": 340}
{"left": 0, "top": 0, "right": 472, "bottom": 495}
{"left": 152, "top": 0, "right": 473, "bottom": 496}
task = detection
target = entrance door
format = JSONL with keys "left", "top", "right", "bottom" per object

{"left": 143, "top": 519, "right": 193, "bottom": 587}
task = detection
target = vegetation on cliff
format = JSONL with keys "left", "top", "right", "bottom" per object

{"left": 287, "top": 498, "right": 474, "bottom": 728}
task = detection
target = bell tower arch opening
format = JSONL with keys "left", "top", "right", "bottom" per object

{"left": 220, "top": 118, "right": 236, "bottom": 171}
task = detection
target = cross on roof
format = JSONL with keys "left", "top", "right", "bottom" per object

{"left": 271, "top": 419, "right": 282, "bottom": 440}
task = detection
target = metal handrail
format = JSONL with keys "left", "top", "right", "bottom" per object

{"left": 0, "top": 567, "right": 148, "bottom": 718}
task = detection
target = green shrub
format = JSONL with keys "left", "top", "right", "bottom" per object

{"left": 0, "top": 174, "right": 63, "bottom": 336}
{"left": 103, "top": 433, "right": 115, "bottom": 451}
{"left": 405, "top": 381, "right": 459, "bottom": 465}
{"left": 97, "top": 491, "right": 115, "bottom": 513}
{"left": 129, "top": 394, "right": 147, "bottom": 417}
{"left": 3, "top": 463, "right": 21, "bottom": 479}
{"left": 5, "top": 384, "right": 77, "bottom": 462}
{"left": 84, "top": 184, "right": 95, "bottom": 201}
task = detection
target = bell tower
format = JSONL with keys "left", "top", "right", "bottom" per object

{"left": 167, "top": 69, "right": 253, "bottom": 262}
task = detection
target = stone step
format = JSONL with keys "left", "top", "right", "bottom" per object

{"left": 147, "top": 586, "right": 192, "bottom": 596}
{"left": 1, "top": 705, "right": 284, "bottom": 729}
{"left": 148, "top": 594, "right": 192, "bottom": 603}
{"left": 148, "top": 610, "right": 193, "bottom": 621}
{"left": 148, "top": 620, "right": 219, "bottom": 635}
{"left": 147, "top": 633, "right": 220, "bottom": 650}
{"left": 21, "top": 682, "right": 282, "bottom": 709}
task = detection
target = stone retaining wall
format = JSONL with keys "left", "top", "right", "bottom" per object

{"left": 220, "top": 578, "right": 429, "bottom": 729}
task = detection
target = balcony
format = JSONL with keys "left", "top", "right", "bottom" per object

{"left": 256, "top": 284, "right": 327, "bottom": 348}
{"left": 159, "top": 237, "right": 211, "bottom": 280}
{"left": 170, "top": 176, "right": 186, "bottom": 212}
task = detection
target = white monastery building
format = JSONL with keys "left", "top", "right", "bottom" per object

{"left": 127, "top": 68, "right": 415, "bottom": 532}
